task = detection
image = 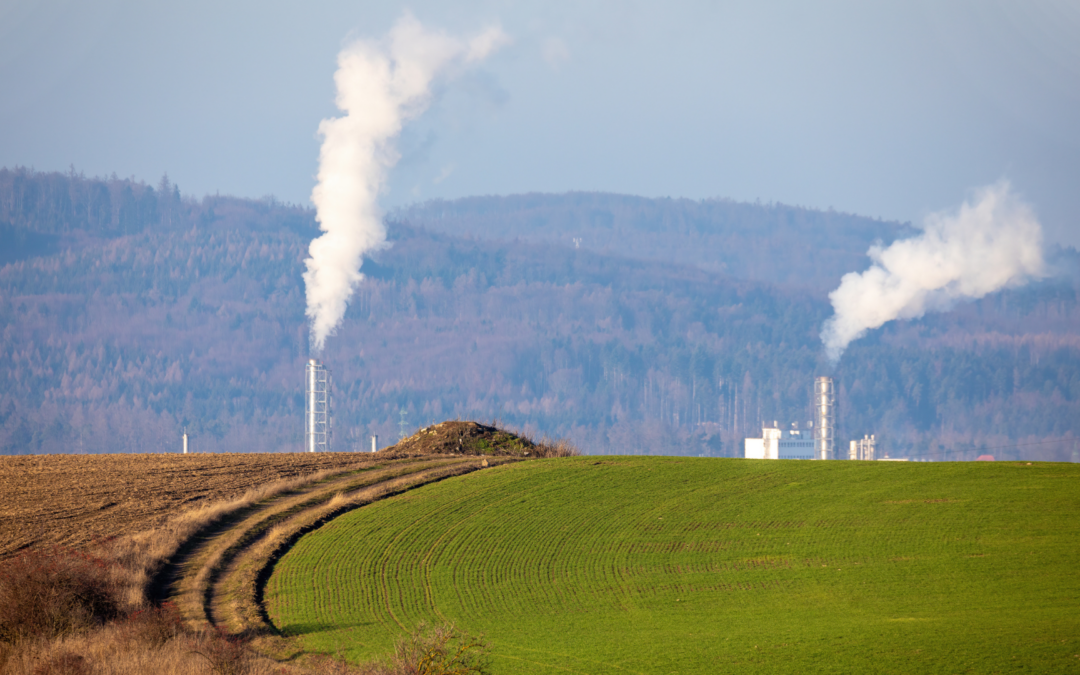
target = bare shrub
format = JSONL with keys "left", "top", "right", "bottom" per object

{"left": 483, "top": 420, "right": 580, "bottom": 459}
{"left": 190, "top": 627, "right": 261, "bottom": 675}
{"left": 533, "top": 436, "right": 580, "bottom": 458}
{"left": 356, "top": 622, "right": 489, "bottom": 675}
{"left": 0, "top": 548, "right": 123, "bottom": 644}
{"left": 30, "top": 650, "right": 92, "bottom": 675}
{"left": 0, "top": 623, "right": 289, "bottom": 675}
{"left": 116, "top": 602, "right": 183, "bottom": 648}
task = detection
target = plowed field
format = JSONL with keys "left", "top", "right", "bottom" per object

{"left": 0, "top": 452, "right": 380, "bottom": 558}
{"left": 266, "top": 457, "right": 1080, "bottom": 674}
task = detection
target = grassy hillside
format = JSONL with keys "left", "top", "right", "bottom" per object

{"left": 266, "top": 457, "right": 1080, "bottom": 674}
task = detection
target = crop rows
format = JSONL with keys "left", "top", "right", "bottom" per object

{"left": 267, "top": 456, "right": 1080, "bottom": 673}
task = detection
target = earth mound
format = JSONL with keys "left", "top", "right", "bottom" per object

{"left": 381, "top": 421, "right": 538, "bottom": 457}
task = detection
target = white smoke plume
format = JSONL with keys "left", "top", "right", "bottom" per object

{"left": 304, "top": 14, "right": 508, "bottom": 352}
{"left": 821, "top": 181, "right": 1045, "bottom": 362}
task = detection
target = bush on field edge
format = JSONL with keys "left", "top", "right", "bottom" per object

{"left": 349, "top": 622, "right": 489, "bottom": 675}
{"left": 0, "top": 547, "right": 123, "bottom": 644}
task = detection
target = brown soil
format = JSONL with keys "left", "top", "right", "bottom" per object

{"left": 380, "top": 421, "right": 537, "bottom": 457}
{"left": 0, "top": 452, "right": 382, "bottom": 560}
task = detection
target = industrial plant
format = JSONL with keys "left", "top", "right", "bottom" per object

{"left": 849, "top": 435, "right": 877, "bottom": 461}
{"left": 744, "top": 376, "right": 878, "bottom": 461}
{"left": 743, "top": 423, "right": 815, "bottom": 460}
{"left": 305, "top": 359, "right": 333, "bottom": 452}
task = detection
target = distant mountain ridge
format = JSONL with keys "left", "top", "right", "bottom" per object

{"left": 393, "top": 192, "right": 919, "bottom": 292}
{"left": 2, "top": 168, "right": 1078, "bottom": 460}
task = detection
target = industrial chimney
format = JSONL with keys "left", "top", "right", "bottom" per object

{"left": 813, "top": 376, "right": 836, "bottom": 460}
{"left": 305, "top": 359, "right": 332, "bottom": 452}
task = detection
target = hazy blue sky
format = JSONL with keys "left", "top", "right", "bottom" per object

{"left": 2, "top": 0, "right": 1078, "bottom": 245}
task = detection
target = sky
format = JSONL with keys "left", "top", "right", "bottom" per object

{"left": 1, "top": 0, "right": 1078, "bottom": 247}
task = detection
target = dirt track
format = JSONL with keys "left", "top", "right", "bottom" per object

{"left": 0, "top": 452, "right": 380, "bottom": 559}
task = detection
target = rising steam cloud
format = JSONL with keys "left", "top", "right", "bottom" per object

{"left": 304, "top": 14, "right": 508, "bottom": 352}
{"left": 821, "top": 181, "right": 1045, "bottom": 362}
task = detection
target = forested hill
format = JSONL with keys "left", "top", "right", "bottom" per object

{"left": 2, "top": 167, "right": 1079, "bottom": 460}
{"left": 393, "top": 193, "right": 919, "bottom": 292}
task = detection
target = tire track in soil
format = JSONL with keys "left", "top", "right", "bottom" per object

{"left": 161, "top": 459, "right": 453, "bottom": 628}
{"left": 200, "top": 460, "right": 458, "bottom": 631}
{"left": 148, "top": 454, "right": 519, "bottom": 665}
{"left": 147, "top": 464, "right": 382, "bottom": 611}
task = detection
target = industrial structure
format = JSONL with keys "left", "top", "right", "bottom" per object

{"left": 744, "top": 422, "right": 815, "bottom": 460}
{"left": 743, "top": 375, "right": 842, "bottom": 460}
{"left": 849, "top": 434, "right": 876, "bottom": 461}
{"left": 741, "top": 376, "right": 883, "bottom": 462}
{"left": 305, "top": 359, "right": 332, "bottom": 453}
{"left": 813, "top": 376, "right": 836, "bottom": 460}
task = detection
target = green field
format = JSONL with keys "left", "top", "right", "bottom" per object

{"left": 265, "top": 457, "right": 1080, "bottom": 673}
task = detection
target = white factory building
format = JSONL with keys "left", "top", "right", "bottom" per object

{"left": 744, "top": 424, "right": 815, "bottom": 460}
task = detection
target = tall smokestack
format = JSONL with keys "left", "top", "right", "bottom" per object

{"left": 305, "top": 359, "right": 332, "bottom": 452}
{"left": 814, "top": 376, "right": 835, "bottom": 460}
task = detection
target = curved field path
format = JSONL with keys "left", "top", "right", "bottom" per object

{"left": 149, "top": 454, "right": 514, "bottom": 661}
{"left": 265, "top": 456, "right": 1080, "bottom": 674}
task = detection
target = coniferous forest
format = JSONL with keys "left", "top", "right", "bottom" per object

{"left": 2, "top": 167, "right": 1079, "bottom": 460}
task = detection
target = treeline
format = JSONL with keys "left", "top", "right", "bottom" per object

{"left": 393, "top": 192, "right": 919, "bottom": 291}
{"left": 0, "top": 167, "right": 174, "bottom": 237}
{"left": 2, "top": 168, "right": 1079, "bottom": 460}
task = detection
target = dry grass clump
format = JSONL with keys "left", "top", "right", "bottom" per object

{"left": 0, "top": 548, "right": 125, "bottom": 645}
{"left": 489, "top": 420, "right": 579, "bottom": 458}
{"left": 477, "top": 421, "right": 581, "bottom": 459}
{"left": 345, "top": 623, "right": 489, "bottom": 675}
{"left": 532, "top": 436, "right": 580, "bottom": 458}
{"left": 0, "top": 620, "right": 281, "bottom": 675}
